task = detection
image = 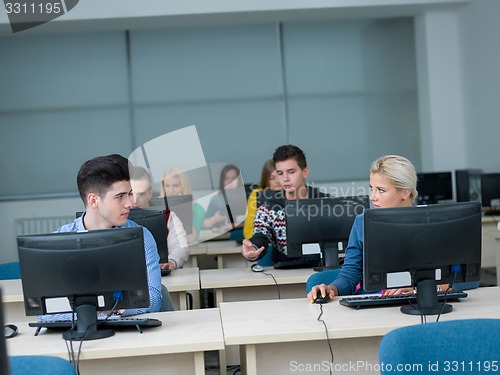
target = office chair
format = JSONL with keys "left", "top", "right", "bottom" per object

{"left": 1, "top": 288, "right": 76, "bottom": 375}
{"left": 9, "top": 356, "right": 76, "bottom": 375}
{"left": 0, "top": 262, "right": 21, "bottom": 280}
{"left": 305, "top": 269, "right": 340, "bottom": 294}
{"left": 160, "top": 284, "right": 175, "bottom": 312}
{"left": 379, "top": 318, "right": 500, "bottom": 375}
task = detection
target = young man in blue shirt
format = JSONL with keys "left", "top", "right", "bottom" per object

{"left": 55, "top": 154, "right": 171, "bottom": 315}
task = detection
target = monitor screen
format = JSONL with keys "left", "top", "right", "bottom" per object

{"left": 77, "top": 209, "right": 168, "bottom": 263}
{"left": 150, "top": 194, "right": 194, "bottom": 234}
{"left": 480, "top": 173, "right": 500, "bottom": 210}
{"left": 17, "top": 227, "right": 150, "bottom": 340}
{"left": 128, "top": 208, "right": 168, "bottom": 263}
{"left": 363, "top": 202, "right": 482, "bottom": 315}
{"left": 416, "top": 172, "right": 453, "bottom": 204}
{"left": 285, "top": 196, "right": 370, "bottom": 270}
{"left": 455, "top": 169, "right": 483, "bottom": 203}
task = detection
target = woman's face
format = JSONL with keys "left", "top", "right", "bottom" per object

{"left": 268, "top": 170, "right": 281, "bottom": 190}
{"left": 369, "top": 172, "right": 411, "bottom": 209}
{"left": 224, "top": 168, "right": 240, "bottom": 189}
{"left": 163, "top": 176, "right": 183, "bottom": 196}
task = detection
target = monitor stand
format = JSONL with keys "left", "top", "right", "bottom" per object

{"left": 400, "top": 279, "right": 453, "bottom": 316}
{"left": 314, "top": 242, "right": 341, "bottom": 272}
{"left": 62, "top": 303, "right": 115, "bottom": 341}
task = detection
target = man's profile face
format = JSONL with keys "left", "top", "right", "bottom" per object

{"left": 275, "top": 159, "right": 309, "bottom": 195}
{"left": 93, "top": 181, "right": 133, "bottom": 228}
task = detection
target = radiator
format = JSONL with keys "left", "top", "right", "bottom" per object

{"left": 15, "top": 216, "right": 74, "bottom": 236}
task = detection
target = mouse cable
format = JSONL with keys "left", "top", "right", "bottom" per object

{"left": 317, "top": 303, "right": 334, "bottom": 375}
{"left": 262, "top": 271, "right": 281, "bottom": 299}
{"left": 435, "top": 273, "right": 458, "bottom": 323}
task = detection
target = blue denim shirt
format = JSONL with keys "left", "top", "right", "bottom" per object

{"left": 331, "top": 214, "right": 480, "bottom": 296}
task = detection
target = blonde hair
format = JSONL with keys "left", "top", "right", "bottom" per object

{"left": 161, "top": 165, "right": 192, "bottom": 196}
{"left": 370, "top": 155, "right": 418, "bottom": 204}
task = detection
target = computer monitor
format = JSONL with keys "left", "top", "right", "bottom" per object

{"left": 128, "top": 208, "right": 168, "bottom": 263}
{"left": 17, "top": 227, "right": 150, "bottom": 340}
{"left": 455, "top": 169, "right": 482, "bottom": 203}
{"left": 149, "top": 194, "right": 194, "bottom": 234}
{"left": 285, "top": 196, "right": 370, "bottom": 270}
{"left": 77, "top": 209, "right": 168, "bottom": 263}
{"left": 416, "top": 172, "right": 453, "bottom": 204}
{"left": 480, "top": 173, "right": 500, "bottom": 211}
{"left": 363, "top": 202, "right": 482, "bottom": 316}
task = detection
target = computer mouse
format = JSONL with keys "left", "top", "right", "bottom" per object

{"left": 4, "top": 324, "right": 18, "bottom": 339}
{"left": 251, "top": 263, "right": 264, "bottom": 272}
{"left": 314, "top": 291, "right": 329, "bottom": 304}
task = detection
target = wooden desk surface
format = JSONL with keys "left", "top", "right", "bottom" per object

{"left": 219, "top": 286, "right": 500, "bottom": 346}
{"left": 162, "top": 267, "right": 200, "bottom": 292}
{"left": 200, "top": 267, "right": 314, "bottom": 289}
{"left": 205, "top": 240, "right": 241, "bottom": 255}
{"left": 188, "top": 243, "right": 207, "bottom": 255}
{"left": 7, "top": 308, "right": 224, "bottom": 359}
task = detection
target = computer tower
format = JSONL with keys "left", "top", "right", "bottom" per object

{"left": 455, "top": 169, "right": 483, "bottom": 203}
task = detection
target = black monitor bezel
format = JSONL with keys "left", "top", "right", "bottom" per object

{"left": 363, "top": 202, "right": 482, "bottom": 315}
{"left": 17, "top": 227, "right": 150, "bottom": 340}
{"left": 285, "top": 196, "right": 370, "bottom": 269}
{"left": 480, "top": 173, "right": 500, "bottom": 209}
{"left": 416, "top": 171, "right": 453, "bottom": 205}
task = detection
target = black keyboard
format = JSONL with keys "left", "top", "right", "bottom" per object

{"left": 273, "top": 257, "right": 319, "bottom": 270}
{"left": 29, "top": 317, "right": 162, "bottom": 331}
{"left": 339, "top": 291, "right": 468, "bottom": 309}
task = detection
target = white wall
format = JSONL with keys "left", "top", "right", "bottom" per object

{"left": 459, "top": 0, "right": 500, "bottom": 172}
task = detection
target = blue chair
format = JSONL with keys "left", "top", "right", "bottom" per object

{"left": 305, "top": 269, "right": 341, "bottom": 293}
{"left": 9, "top": 356, "right": 76, "bottom": 375}
{"left": 379, "top": 319, "right": 500, "bottom": 375}
{"left": 0, "top": 262, "right": 21, "bottom": 280}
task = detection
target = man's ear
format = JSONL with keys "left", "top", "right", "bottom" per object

{"left": 87, "top": 192, "right": 98, "bottom": 208}
{"left": 302, "top": 166, "right": 310, "bottom": 179}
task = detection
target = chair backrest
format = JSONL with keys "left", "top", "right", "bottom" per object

{"left": 305, "top": 269, "right": 341, "bottom": 294}
{"left": 0, "top": 262, "right": 21, "bottom": 280}
{"left": 160, "top": 284, "right": 174, "bottom": 312}
{"left": 379, "top": 318, "right": 500, "bottom": 375}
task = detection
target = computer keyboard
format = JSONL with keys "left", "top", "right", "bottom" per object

{"left": 29, "top": 317, "right": 162, "bottom": 333}
{"left": 339, "top": 291, "right": 468, "bottom": 309}
{"left": 273, "top": 257, "right": 320, "bottom": 270}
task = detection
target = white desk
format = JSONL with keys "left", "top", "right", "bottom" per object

{"left": 7, "top": 308, "right": 224, "bottom": 375}
{"left": 162, "top": 267, "right": 200, "bottom": 310}
{"left": 482, "top": 216, "right": 500, "bottom": 284}
{"left": 0, "top": 279, "right": 26, "bottom": 322}
{"left": 484, "top": 230, "right": 500, "bottom": 284}
{"left": 200, "top": 266, "right": 315, "bottom": 373}
{"left": 205, "top": 240, "right": 247, "bottom": 268}
{"left": 1, "top": 268, "right": 200, "bottom": 325}
{"left": 187, "top": 244, "right": 207, "bottom": 268}
{"left": 220, "top": 287, "right": 500, "bottom": 375}
{"left": 200, "top": 267, "right": 314, "bottom": 307}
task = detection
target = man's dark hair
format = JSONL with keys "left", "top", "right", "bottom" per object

{"left": 77, "top": 154, "right": 130, "bottom": 203}
{"left": 130, "top": 165, "right": 152, "bottom": 185}
{"left": 273, "top": 145, "right": 307, "bottom": 170}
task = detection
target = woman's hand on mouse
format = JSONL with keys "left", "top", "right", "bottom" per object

{"left": 307, "top": 284, "right": 337, "bottom": 303}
